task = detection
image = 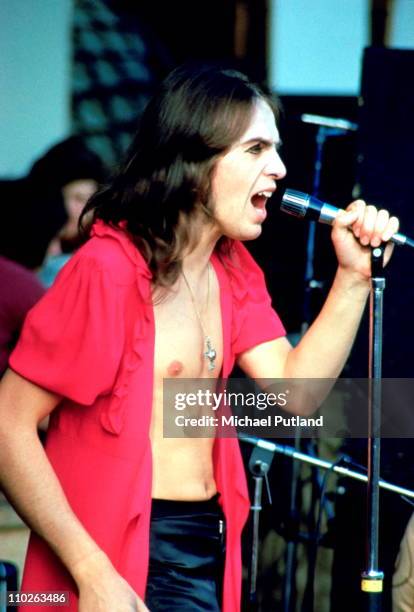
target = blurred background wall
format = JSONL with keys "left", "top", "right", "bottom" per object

{"left": 2, "top": 0, "right": 413, "bottom": 177}
{"left": 0, "top": 0, "right": 72, "bottom": 177}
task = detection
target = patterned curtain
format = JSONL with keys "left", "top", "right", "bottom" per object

{"left": 72, "top": 0, "right": 173, "bottom": 168}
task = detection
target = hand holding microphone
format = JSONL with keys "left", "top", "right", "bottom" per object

{"left": 280, "top": 189, "right": 406, "bottom": 280}
{"left": 281, "top": 189, "right": 411, "bottom": 248}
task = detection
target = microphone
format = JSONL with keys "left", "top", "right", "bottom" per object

{"left": 301, "top": 113, "right": 358, "bottom": 132}
{"left": 281, "top": 189, "right": 414, "bottom": 249}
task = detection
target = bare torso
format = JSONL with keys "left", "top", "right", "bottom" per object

{"left": 151, "top": 265, "right": 223, "bottom": 501}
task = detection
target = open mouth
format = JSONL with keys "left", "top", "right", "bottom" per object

{"left": 251, "top": 191, "right": 273, "bottom": 209}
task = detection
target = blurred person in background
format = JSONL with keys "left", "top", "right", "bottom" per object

{"left": 393, "top": 513, "right": 414, "bottom": 611}
{"left": 36, "top": 136, "right": 106, "bottom": 286}
{"left": 0, "top": 136, "right": 106, "bottom": 277}
{"left": 0, "top": 256, "right": 44, "bottom": 377}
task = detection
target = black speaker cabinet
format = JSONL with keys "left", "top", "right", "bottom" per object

{"left": 354, "top": 46, "right": 414, "bottom": 377}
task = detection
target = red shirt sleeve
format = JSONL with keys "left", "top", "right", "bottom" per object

{"left": 228, "top": 241, "right": 286, "bottom": 356}
{"left": 9, "top": 251, "right": 125, "bottom": 405}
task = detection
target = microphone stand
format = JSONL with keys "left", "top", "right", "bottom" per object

{"left": 290, "top": 123, "right": 351, "bottom": 612}
{"left": 243, "top": 424, "right": 414, "bottom": 612}
{"left": 241, "top": 426, "right": 414, "bottom": 610}
{"left": 241, "top": 246, "right": 390, "bottom": 611}
{"left": 302, "top": 124, "right": 349, "bottom": 333}
{"left": 239, "top": 434, "right": 414, "bottom": 500}
{"left": 285, "top": 124, "right": 330, "bottom": 612}
{"left": 246, "top": 443, "right": 276, "bottom": 611}
{"left": 361, "top": 246, "right": 386, "bottom": 611}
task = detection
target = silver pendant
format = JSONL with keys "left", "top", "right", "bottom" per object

{"left": 204, "top": 337, "right": 217, "bottom": 371}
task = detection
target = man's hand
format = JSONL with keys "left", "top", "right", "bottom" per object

{"left": 331, "top": 200, "right": 400, "bottom": 282}
{"left": 73, "top": 551, "right": 149, "bottom": 612}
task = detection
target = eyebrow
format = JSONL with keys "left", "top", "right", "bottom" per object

{"left": 241, "top": 137, "right": 283, "bottom": 149}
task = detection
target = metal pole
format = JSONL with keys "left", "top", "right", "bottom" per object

{"left": 361, "top": 247, "right": 386, "bottom": 611}
{"left": 250, "top": 475, "right": 263, "bottom": 607}
{"left": 247, "top": 446, "right": 276, "bottom": 610}
{"left": 239, "top": 435, "right": 414, "bottom": 500}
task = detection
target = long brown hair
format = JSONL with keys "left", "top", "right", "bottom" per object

{"left": 81, "top": 63, "right": 278, "bottom": 287}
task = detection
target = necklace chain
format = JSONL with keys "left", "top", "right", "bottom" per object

{"left": 181, "top": 263, "right": 217, "bottom": 371}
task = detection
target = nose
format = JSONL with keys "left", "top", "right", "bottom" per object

{"left": 266, "top": 148, "right": 287, "bottom": 181}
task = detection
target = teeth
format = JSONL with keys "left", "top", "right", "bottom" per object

{"left": 258, "top": 191, "right": 272, "bottom": 198}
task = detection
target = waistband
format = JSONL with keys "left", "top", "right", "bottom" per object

{"left": 150, "top": 493, "right": 222, "bottom": 519}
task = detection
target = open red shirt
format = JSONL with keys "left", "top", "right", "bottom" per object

{"left": 10, "top": 221, "right": 285, "bottom": 611}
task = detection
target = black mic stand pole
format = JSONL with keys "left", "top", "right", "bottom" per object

{"left": 247, "top": 444, "right": 276, "bottom": 611}
{"left": 361, "top": 246, "right": 386, "bottom": 611}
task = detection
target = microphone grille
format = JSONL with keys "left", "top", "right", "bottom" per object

{"left": 280, "top": 189, "right": 309, "bottom": 218}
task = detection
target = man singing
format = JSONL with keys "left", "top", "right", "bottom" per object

{"left": 0, "top": 64, "right": 398, "bottom": 611}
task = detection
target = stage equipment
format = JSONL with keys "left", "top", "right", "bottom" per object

{"left": 301, "top": 114, "right": 357, "bottom": 132}
{"left": 238, "top": 424, "right": 414, "bottom": 612}
{"left": 284, "top": 114, "right": 358, "bottom": 612}
{"left": 279, "top": 188, "right": 414, "bottom": 609}
{"left": 240, "top": 430, "right": 414, "bottom": 612}
{"left": 245, "top": 441, "right": 276, "bottom": 610}
{"left": 239, "top": 435, "right": 414, "bottom": 501}
{"left": 355, "top": 45, "right": 414, "bottom": 379}
{"left": 298, "top": 114, "right": 356, "bottom": 332}
{"left": 328, "top": 46, "right": 414, "bottom": 610}
{"left": 361, "top": 246, "right": 385, "bottom": 612}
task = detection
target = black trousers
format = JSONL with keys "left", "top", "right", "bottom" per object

{"left": 145, "top": 495, "right": 226, "bottom": 611}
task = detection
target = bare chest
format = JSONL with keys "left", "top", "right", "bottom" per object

{"left": 153, "top": 282, "right": 223, "bottom": 381}
{"left": 150, "top": 272, "right": 222, "bottom": 499}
